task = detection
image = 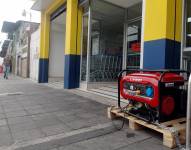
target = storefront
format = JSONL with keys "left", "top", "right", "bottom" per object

{"left": 80, "top": 0, "right": 143, "bottom": 89}
{"left": 32, "top": 0, "right": 188, "bottom": 90}
{"left": 182, "top": 0, "right": 191, "bottom": 70}
{"left": 32, "top": 0, "right": 82, "bottom": 89}
{"left": 49, "top": 5, "right": 66, "bottom": 83}
{"left": 30, "top": 27, "right": 40, "bottom": 81}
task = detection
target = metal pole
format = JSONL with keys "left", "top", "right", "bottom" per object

{"left": 86, "top": 1, "right": 92, "bottom": 84}
{"left": 186, "top": 74, "right": 191, "bottom": 150}
{"left": 122, "top": 9, "right": 127, "bottom": 70}
{"left": 180, "top": 0, "right": 186, "bottom": 69}
{"left": 140, "top": 0, "right": 146, "bottom": 69}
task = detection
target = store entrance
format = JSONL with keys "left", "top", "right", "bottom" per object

{"left": 80, "top": 0, "right": 143, "bottom": 96}
{"left": 125, "top": 3, "right": 142, "bottom": 69}
{"left": 48, "top": 9, "right": 66, "bottom": 88}
{"left": 182, "top": 0, "right": 191, "bottom": 71}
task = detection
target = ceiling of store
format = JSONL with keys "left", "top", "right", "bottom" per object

{"left": 104, "top": 0, "right": 142, "bottom": 8}
{"left": 52, "top": 12, "right": 66, "bottom": 25}
{"left": 91, "top": 0, "right": 142, "bottom": 33}
{"left": 32, "top": 0, "right": 54, "bottom": 11}
{"left": 32, "top": 0, "right": 142, "bottom": 11}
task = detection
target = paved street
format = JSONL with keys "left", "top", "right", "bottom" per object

{"left": 0, "top": 75, "right": 175, "bottom": 150}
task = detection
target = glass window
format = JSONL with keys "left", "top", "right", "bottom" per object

{"left": 186, "top": 0, "right": 191, "bottom": 47}
{"left": 126, "top": 3, "right": 142, "bottom": 69}
{"left": 89, "top": 0, "right": 125, "bottom": 82}
{"left": 80, "top": 15, "right": 89, "bottom": 81}
{"left": 126, "top": 20, "right": 142, "bottom": 69}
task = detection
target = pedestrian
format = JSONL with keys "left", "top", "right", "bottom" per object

{"left": 3, "top": 62, "right": 7, "bottom": 79}
{"left": 3, "top": 57, "right": 11, "bottom": 79}
{"left": 3, "top": 62, "right": 9, "bottom": 79}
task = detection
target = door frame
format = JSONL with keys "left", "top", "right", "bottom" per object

{"left": 79, "top": 7, "right": 92, "bottom": 89}
{"left": 48, "top": 10, "right": 66, "bottom": 81}
{"left": 122, "top": 1, "right": 145, "bottom": 70}
{"left": 180, "top": 0, "right": 191, "bottom": 70}
{"left": 123, "top": 17, "right": 142, "bottom": 69}
{"left": 80, "top": 0, "right": 145, "bottom": 89}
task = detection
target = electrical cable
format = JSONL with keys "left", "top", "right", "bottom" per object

{"left": 110, "top": 105, "right": 129, "bottom": 131}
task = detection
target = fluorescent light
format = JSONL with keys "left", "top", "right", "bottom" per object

{"left": 188, "top": 17, "right": 191, "bottom": 23}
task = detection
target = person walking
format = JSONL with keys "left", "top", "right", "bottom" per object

{"left": 3, "top": 57, "right": 11, "bottom": 79}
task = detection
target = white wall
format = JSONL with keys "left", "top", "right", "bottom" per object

{"left": 0, "top": 58, "right": 3, "bottom": 65}
{"left": 49, "top": 22, "right": 65, "bottom": 78}
{"left": 30, "top": 27, "right": 40, "bottom": 81}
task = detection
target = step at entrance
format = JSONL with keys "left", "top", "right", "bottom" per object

{"left": 79, "top": 85, "right": 128, "bottom": 104}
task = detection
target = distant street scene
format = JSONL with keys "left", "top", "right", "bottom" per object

{"left": 0, "top": 0, "right": 191, "bottom": 150}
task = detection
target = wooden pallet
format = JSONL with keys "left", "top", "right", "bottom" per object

{"left": 107, "top": 106, "right": 186, "bottom": 149}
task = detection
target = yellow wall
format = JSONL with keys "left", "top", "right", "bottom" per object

{"left": 39, "top": 11, "right": 51, "bottom": 59}
{"left": 39, "top": 0, "right": 66, "bottom": 59}
{"left": 77, "top": 7, "right": 83, "bottom": 55}
{"left": 39, "top": 11, "right": 45, "bottom": 59}
{"left": 46, "top": 0, "right": 66, "bottom": 15}
{"left": 175, "top": 0, "right": 183, "bottom": 42}
{"left": 39, "top": 0, "right": 82, "bottom": 58}
{"left": 65, "top": 0, "right": 78, "bottom": 55}
{"left": 144, "top": 0, "right": 182, "bottom": 42}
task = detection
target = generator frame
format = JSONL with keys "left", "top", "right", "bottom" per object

{"left": 118, "top": 69, "right": 190, "bottom": 123}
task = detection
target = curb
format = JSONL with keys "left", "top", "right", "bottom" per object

{"left": 2, "top": 122, "right": 116, "bottom": 150}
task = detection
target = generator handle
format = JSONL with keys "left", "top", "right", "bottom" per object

{"left": 118, "top": 69, "right": 129, "bottom": 108}
{"left": 186, "top": 74, "right": 191, "bottom": 150}
{"left": 158, "top": 70, "right": 190, "bottom": 83}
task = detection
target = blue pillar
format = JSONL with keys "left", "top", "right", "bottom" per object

{"left": 38, "top": 58, "right": 49, "bottom": 83}
{"left": 64, "top": 55, "right": 80, "bottom": 89}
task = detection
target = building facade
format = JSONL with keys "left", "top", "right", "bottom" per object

{"left": 1, "top": 21, "right": 39, "bottom": 78}
{"left": 30, "top": 27, "right": 40, "bottom": 81}
{"left": 32, "top": 0, "right": 191, "bottom": 89}
{"left": 0, "top": 40, "right": 12, "bottom": 72}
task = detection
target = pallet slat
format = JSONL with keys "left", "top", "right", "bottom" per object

{"left": 107, "top": 106, "right": 187, "bottom": 149}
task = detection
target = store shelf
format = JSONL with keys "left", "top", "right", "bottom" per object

{"left": 184, "top": 47, "right": 191, "bottom": 52}
{"left": 127, "top": 53, "right": 140, "bottom": 56}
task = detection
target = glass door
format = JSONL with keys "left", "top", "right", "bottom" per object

{"left": 125, "top": 3, "right": 142, "bottom": 69}
{"left": 80, "top": 15, "right": 89, "bottom": 82}
{"left": 126, "top": 19, "right": 142, "bottom": 69}
{"left": 81, "top": 0, "right": 124, "bottom": 84}
{"left": 186, "top": 0, "right": 191, "bottom": 48}
{"left": 182, "top": 0, "right": 191, "bottom": 71}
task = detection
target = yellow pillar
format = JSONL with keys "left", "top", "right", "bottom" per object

{"left": 38, "top": 0, "right": 66, "bottom": 83}
{"left": 38, "top": 11, "right": 50, "bottom": 83}
{"left": 38, "top": 0, "right": 82, "bottom": 87}
{"left": 64, "top": 0, "right": 82, "bottom": 89}
{"left": 143, "top": 0, "right": 183, "bottom": 69}
{"left": 65, "top": 0, "right": 78, "bottom": 55}
{"left": 77, "top": 7, "right": 83, "bottom": 56}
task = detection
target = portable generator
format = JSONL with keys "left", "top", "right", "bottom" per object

{"left": 118, "top": 70, "right": 189, "bottom": 123}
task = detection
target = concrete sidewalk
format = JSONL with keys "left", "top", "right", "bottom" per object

{"left": 0, "top": 75, "right": 174, "bottom": 150}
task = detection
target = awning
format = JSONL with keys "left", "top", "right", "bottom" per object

{"left": 31, "top": 0, "right": 54, "bottom": 11}
{"left": 1, "top": 21, "right": 17, "bottom": 33}
{"left": 32, "top": 0, "right": 86, "bottom": 11}
{"left": 104, "top": 0, "right": 142, "bottom": 8}
{"left": 0, "top": 40, "right": 10, "bottom": 58}
{"left": 1, "top": 21, "right": 23, "bottom": 40}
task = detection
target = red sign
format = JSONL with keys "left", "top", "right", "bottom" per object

{"left": 131, "top": 42, "right": 141, "bottom": 52}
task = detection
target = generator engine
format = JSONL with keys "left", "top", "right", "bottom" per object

{"left": 119, "top": 70, "right": 188, "bottom": 123}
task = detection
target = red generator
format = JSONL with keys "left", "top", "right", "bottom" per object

{"left": 118, "top": 70, "right": 189, "bottom": 123}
